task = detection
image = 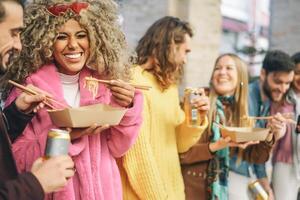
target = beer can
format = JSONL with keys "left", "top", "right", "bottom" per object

{"left": 248, "top": 180, "right": 269, "bottom": 200}
{"left": 45, "top": 129, "right": 70, "bottom": 158}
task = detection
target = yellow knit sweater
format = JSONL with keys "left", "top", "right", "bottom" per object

{"left": 118, "top": 66, "right": 208, "bottom": 200}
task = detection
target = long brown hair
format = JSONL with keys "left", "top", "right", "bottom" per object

{"left": 136, "top": 16, "right": 193, "bottom": 90}
{"left": 208, "top": 53, "right": 249, "bottom": 132}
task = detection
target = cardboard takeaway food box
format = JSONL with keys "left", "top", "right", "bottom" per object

{"left": 48, "top": 104, "right": 127, "bottom": 128}
{"left": 220, "top": 126, "right": 270, "bottom": 143}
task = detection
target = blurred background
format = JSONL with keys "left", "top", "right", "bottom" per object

{"left": 116, "top": 0, "right": 300, "bottom": 91}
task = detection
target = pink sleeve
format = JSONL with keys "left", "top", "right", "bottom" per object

{"left": 69, "top": 137, "right": 87, "bottom": 156}
{"left": 107, "top": 90, "right": 143, "bottom": 158}
{"left": 5, "top": 77, "right": 86, "bottom": 171}
{"left": 6, "top": 81, "right": 48, "bottom": 172}
{"left": 12, "top": 123, "right": 48, "bottom": 172}
{"left": 4, "top": 79, "right": 38, "bottom": 172}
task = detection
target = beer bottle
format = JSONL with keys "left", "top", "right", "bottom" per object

{"left": 184, "top": 88, "right": 201, "bottom": 126}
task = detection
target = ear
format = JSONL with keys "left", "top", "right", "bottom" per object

{"left": 260, "top": 68, "right": 266, "bottom": 82}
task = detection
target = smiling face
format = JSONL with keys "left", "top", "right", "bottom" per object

{"left": 0, "top": 1, "right": 23, "bottom": 73}
{"left": 53, "top": 19, "right": 89, "bottom": 75}
{"left": 262, "top": 70, "right": 294, "bottom": 102}
{"left": 212, "top": 55, "right": 238, "bottom": 96}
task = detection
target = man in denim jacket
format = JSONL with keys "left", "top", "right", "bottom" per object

{"left": 228, "top": 50, "right": 295, "bottom": 200}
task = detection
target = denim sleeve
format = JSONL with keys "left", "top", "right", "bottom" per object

{"left": 253, "top": 163, "right": 267, "bottom": 178}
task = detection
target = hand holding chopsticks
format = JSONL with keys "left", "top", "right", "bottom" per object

{"left": 268, "top": 113, "right": 289, "bottom": 141}
{"left": 84, "top": 77, "right": 151, "bottom": 106}
{"left": 107, "top": 79, "right": 136, "bottom": 107}
{"left": 8, "top": 80, "right": 68, "bottom": 110}
{"left": 243, "top": 112, "right": 292, "bottom": 142}
{"left": 243, "top": 113, "right": 296, "bottom": 124}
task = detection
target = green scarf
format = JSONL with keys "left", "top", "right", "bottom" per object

{"left": 209, "top": 97, "right": 233, "bottom": 200}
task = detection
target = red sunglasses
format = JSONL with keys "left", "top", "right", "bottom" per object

{"left": 46, "top": 2, "right": 89, "bottom": 16}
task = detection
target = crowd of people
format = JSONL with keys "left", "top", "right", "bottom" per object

{"left": 0, "top": 0, "right": 299, "bottom": 200}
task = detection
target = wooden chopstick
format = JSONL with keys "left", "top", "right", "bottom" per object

{"left": 8, "top": 80, "right": 67, "bottom": 110}
{"left": 247, "top": 116, "right": 273, "bottom": 120}
{"left": 244, "top": 114, "right": 296, "bottom": 124}
{"left": 85, "top": 77, "right": 152, "bottom": 90}
{"left": 8, "top": 80, "right": 56, "bottom": 110}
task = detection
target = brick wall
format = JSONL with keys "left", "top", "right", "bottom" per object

{"left": 119, "top": 0, "right": 222, "bottom": 93}
{"left": 119, "top": 0, "right": 168, "bottom": 48}
{"left": 269, "top": 0, "right": 300, "bottom": 55}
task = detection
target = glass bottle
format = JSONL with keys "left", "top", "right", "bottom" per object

{"left": 184, "top": 87, "right": 201, "bottom": 126}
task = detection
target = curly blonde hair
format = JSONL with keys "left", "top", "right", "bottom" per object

{"left": 2, "top": 0, "right": 132, "bottom": 99}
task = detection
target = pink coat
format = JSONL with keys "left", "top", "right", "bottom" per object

{"left": 6, "top": 64, "right": 143, "bottom": 200}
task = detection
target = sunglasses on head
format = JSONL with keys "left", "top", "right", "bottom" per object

{"left": 46, "top": 2, "right": 89, "bottom": 17}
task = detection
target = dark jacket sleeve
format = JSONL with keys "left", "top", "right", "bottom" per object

{"left": 0, "top": 172, "right": 44, "bottom": 200}
{"left": 2, "top": 100, "right": 34, "bottom": 142}
{"left": 179, "top": 130, "right": 214, "bottom": 164}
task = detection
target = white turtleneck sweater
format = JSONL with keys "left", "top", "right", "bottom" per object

{"left": 59, "top": 73, "right": 80, "bottom": 108}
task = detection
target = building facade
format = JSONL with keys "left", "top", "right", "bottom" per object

{"left": 118, "top": 0, "right": 222, "bottom": 91}
{"left": 269, "top": 0, "right": 300, "bottom": 55}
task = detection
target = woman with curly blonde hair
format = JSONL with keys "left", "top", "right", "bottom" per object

{"left": 3, "top": 0, "right": 143, "bottom": 199}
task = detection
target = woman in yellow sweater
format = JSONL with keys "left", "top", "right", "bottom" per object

{"left": 118, "top": 16, "right": 209, "bottom": 200}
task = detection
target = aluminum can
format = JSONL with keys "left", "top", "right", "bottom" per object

{"left": 45, "top": 129, "right": 70, "bottom": 158}
{"left": 248, "top": 180, "right": 269, "bottom": 200}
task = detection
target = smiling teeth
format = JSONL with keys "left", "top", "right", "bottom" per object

{"left": 65, "top": 53, "right": 81, "bottom": 59}
{"left": 219, "top": 79, "right": 228, "bottom": 82}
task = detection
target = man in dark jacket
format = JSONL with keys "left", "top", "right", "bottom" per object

{"left": 0, "top": 0, "right": 75, "bottom": 199}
